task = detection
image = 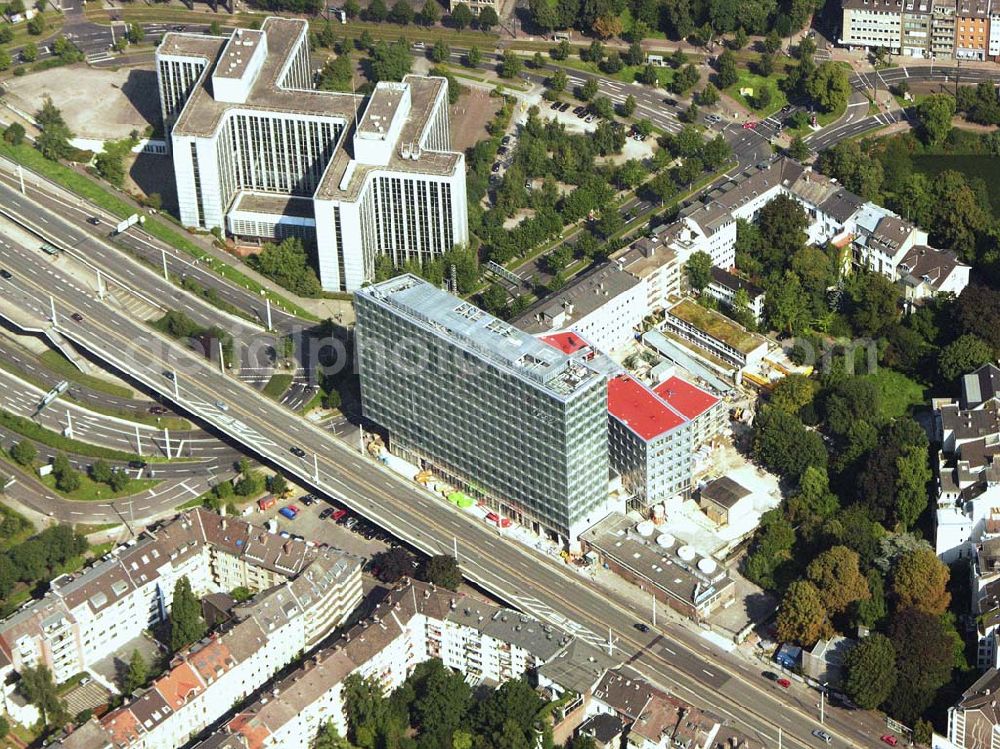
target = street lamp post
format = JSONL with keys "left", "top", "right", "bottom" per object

{"left": 820, "top": 681, "right": 829, "bottom": 724}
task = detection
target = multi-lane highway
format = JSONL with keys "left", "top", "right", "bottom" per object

{"left": 0, "top": 184, "right": 892, "bottom": 749}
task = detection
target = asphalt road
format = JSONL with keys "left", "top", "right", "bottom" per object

{"left": 0, "top": 210, "right": 895, "bottom": 749}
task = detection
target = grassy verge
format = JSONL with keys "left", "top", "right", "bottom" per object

{"left": 262, "top": 373, "right": 293, "bottom": 400}
{"left": 5, "top": 12, "right": 64, "bottom": 47}
{"left": 0, "top": 141, "right": 318, "bottom": 321}
{"left": 299, "top": 390, "right": 325, "bottom": 414}
{"left": 176, "top": 489, "right": 212, "bottom": 511}
{"left": 724, "top": 69, "right": 788, "bottom": 119}
{"left": 0, "top": 409, "right": 145, "bottom": 462}
{"left": 0, "top": 503, "right": 35, "bottom": 552}
{"left": 40, "top": 473, "right": 159, "bottom": 501}
{"left": 37, "top": 350, "right": 133, "bottom": 398}
{"left": 88, "top": 540, "right": 116, "bottom": 557}
{"left": 549, "top": 56, "right": 674, "bottom": 88}
{"left": 73, "top": 522, "right": 122, "bottom": 536}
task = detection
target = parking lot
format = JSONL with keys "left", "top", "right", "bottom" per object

{"left": 244, "top": 490, "right": 391, "bottom": 563}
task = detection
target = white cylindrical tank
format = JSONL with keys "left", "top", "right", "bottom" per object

{"left": 677, "top": 545, "right": 696, "bottom": 562}
{"left": 651, "top": 505, "right": 665, "bottom": 525}
{"left": 635, "top": 520, "right": 655, "bottom": 537}
{"left": 656, "top": 533, "right": 675, "bottom": 549}
{"left": 698, "top": 558, "right": 718, "bottom": 574}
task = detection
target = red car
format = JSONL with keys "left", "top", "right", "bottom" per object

{"left": 743, "top": 121, "right": 758, "bottom": 130}
{"left": 776, "top": 678, "right": 791, "bottom": 688}
{"left": 881, "top": 736, "right": 899, "bottom": 747}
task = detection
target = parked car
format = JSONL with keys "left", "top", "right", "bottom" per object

{"left": 148, "top": 405, "right": 167, "bottom": 415}
{"left": 762, "top": 671, "right": 779, "bottom": 681}
{"left": 344, "top": 517, "right": 358, "bottom": 530}
{"left": 331, "top": 509, "right": 348, "bottom": 522}
{"left": 258, "top": 496, "right": 277, "bottom": 511}
{"left": 278, "top": 505, "right": 299, "bottom": 519}
{"left": 502, "top": 135, "right": 512, "bottom": 145}
{"left": 776, "top": 677, "right": 791, "bottom": 688}
{"left": 880, "top": 736, "right": 899, "bottom": 747}
{"left": 301, "top": 494, "right": 316, "bottom": 506}
{"left": 743, "top": 120, "right": 758, "bottom": 130}
{"left": 319, "top": 507, "right": 334, "bottom": 520}
{"left": 811, "top": 730, "right": 832, "bottom": 744}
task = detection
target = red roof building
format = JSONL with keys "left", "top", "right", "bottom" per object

{"left": 540, "top": 332, "right": 590, "bottom": 355}
{"left": 654, "top": 376, "right": 719, "bottom": 421}
{"left": 607, "top": 375, "right": 685, "bottom": 441}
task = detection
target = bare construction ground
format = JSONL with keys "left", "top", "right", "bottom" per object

{"left": 4, "top": 64, "right": 159, "bottom": 141}
{"left": 451, "top": 85, "right": 503, "bottom": 152}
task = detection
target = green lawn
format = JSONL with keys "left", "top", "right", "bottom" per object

{"left": 724, "top": 69, "right": 788, "bottom": 119}
{"left": 38, "top": 350, "right": 134, "bottom": 399}
{"left": 912, "top": 154, "right": 1000, "bottom": 218}
{"left": 41, "top": 473, "right": 160, "bottom": 502}
{"left": 0, "top": 408, "right": 144, "bottom": 462}
{"left": 864, "top": 369, "right": 927, "bottom": 420}
{"left": 262, "top": 373, "right": 293, "bottom": 400}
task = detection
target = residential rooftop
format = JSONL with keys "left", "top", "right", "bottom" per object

{"left": 607, "top": 374, "right": 686, "bottom": 441}
{"left": 667, "top": 299, "right": 768, "bottom": 355}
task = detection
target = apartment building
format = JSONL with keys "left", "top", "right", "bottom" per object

{"left": 933, "top": 0, "right": 958, "bottom": 57}
{"left": 989, "top": 4, "right": 1000, "bottom": 56}
{"left": 0, "top": 509, "right": 362, "bottom": 686}
{"left": 841, "top": 0, "right": 904, "bottom": 52}
{"left": 957, "top": 0, "right": 992, "bottom": 57}
{"left": 513, "top": 264, "right": 647, "bottom": 354}
{"left": 156, "top": 17, "right": 467, "bottom": 292}
{"left": 355, "top": 274, "right": 619, "bottom": 544}
{"left": 704, "top": 267, "right": 766, "bottom": 323}
{"left": 662, "top": 299, "right": 770, "bottom": 370}
{"left": 946, "top": 668, "right": 1000, "bottom": 749}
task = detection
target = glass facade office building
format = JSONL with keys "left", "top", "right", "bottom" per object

{"left": 355, "top": 275, "right": 611, "bottom": 543}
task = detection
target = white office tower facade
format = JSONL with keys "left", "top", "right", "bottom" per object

{"left": 355, "top": 275, "right": 615, "bottom": 543}
{"left": 155, "top": 18, "right": 468, "bottom": 292}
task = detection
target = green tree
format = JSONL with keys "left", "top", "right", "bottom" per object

{"left": 52, "top": 453, "right": 81, "bottom": 493}
{"left": 731, "top": 27, "right": 748, "bottom": 49}
{"left": 390, "top": 0, "right": 414, "bottom": 23}
{"left": 915, "top": 94, "right": 956, "bottom": 146}
{"left": 3, "top": 122, "right": 26, "bottom": 146}
{"left": 765, "top": 271, "right": 811, "bottom": 335}
{"left": 769, "top": 374, "right": 818, "bottom": 416}
{"left": 34, "top": 95, "right": 73, "bottom": 161}
{"left": 697, "top": 83, "right": 720, "bottom": 106}
{"left": 548, "top": 69, "right": 568, "bottom": 92}
{"left": 267, "top": 472, "right": 288, "bottom": 496}
{"left": 499, "top": 50, "right": 523, "bottom": 79}
{"left": 743, "top": 509, "right": 796, "bottom": 589}
{"left": 418, "top": 554, "right": 462, "bottom": 590}
{"left": 89, "top": 460, "right": 113, "bottom": 485}
{"left": 855, "top": 568, "right": 888, "bottom": 628}
{"left": 845, "top": 269, "right": 899, "bottom": 338}
{"left": 685, "top": 250, "right": 713, "bottom": 292}
{"left": 955, "top": 285, "right": 1000, "bottom": 353}
{"left": 843, "top": 633, "right": 897, "bottom": 710}
{"left": 450, "top": 2, "right": 473, "bottom": 28}
{"left": 169, "top": 575, "right": 207, "bottom": 652}
{"left": 638, "top": 63, "right": 659, "bottom": 86}
{"left": 764, "top": 30, "right": 782, "bottom": 52}
{"left": 0, "top": 49, "right": 11, "bottom": 72}
{"left": 580, "top": 77, "right": 599, "bottom": 101}
{"left": 369, "top": 39, "right": 413, "bottom": 82}
{"left": 19, "top": 665, "right": 66, "bottom": 727}
{"left": 124, "top": 649, "right": 148, "bottom": 694}
{"left": 420, "top": 0, "right": 441, "bottom": 26}
{"left": 431, "top": 39, "right": 450, "bottom": 63}
{"left": 9, "top": 440, "right": 36, "bottom": 466}
{"left": 887, "top": 607, "right": 956, "bottom": 725}
{"left": 315, "top": 722, "right": 357, "bottom": 749}
{"left": 367, "top": 0, "right": 388, "bottom": 20}
{"left": 939, "top": 334, "right": 994, "bottom": 383}
{"left": 716, "top": 49, "right": 738, "bottom": 88}
{"left": 247, "top": 237, "right": 323, "bottom": 296}
{"left": 806, "top": 546, "right": 869, "bottom": 614}
{"left": 775, "top": 580, "right": 832, "bottom": 646}
{"left": 478, "top": 5, "right": 498, "bottom": 29}
{"left": 788, "top": 135, "right": 810, "bottom": 161}
{"left": 411, "top": 659, "right": 473, "bottom": 746}
{"left": 26, "top": 13, "right": 44, "bottom": 35}
{"left": 622, "top": 94, "right": 637, "bottom": 117}
{"left": 787, "top": 466, "right": 839, "bottom": 524}
{"left": 893, "top": 445, "right": 931, "bottom": 531}
{"left": 751, "top": 405, "right": 826, "bottom": 479}
{"left": 892, "top": 547, "right": 950, "bottom": 615}
{"left": 806, "top": 61, "right": 850, "bottom": 113}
